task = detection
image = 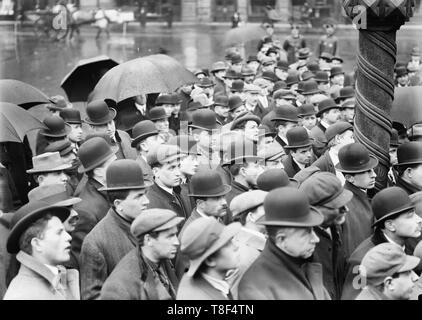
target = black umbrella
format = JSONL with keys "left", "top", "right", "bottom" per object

{"left": 0, "top": 79, "right": 50, "bottom": 109}
{"left": 61, "top": 55, "right": 119, "bottom": 103}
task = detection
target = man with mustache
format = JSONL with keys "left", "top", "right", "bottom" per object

{"left": 79, "top": 160, "right": 151, "bottom": 300}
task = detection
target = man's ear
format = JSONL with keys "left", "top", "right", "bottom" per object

{"left": 113, "top": 199, "right": 122, "bottom": 210}
{"left": 384, "top": 219, "right": 396, "bottom": 232}
{"left": 344, "top": 174, "right": 354, "bottom": 184}
{"left": 152, "top": 167, "right": 159, "bottom": 178}
{"left": 31, "top": 237, "right": 42, "bottom": 253}
{"left": 204, "top": 256, "right": 217, "bottom": 268}
{"left": 383, "top": 276, "right": 394, "bottom": 290}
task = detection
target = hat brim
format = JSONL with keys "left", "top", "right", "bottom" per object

{"left": 258, "top": 206, "right": 324, "bottom": 227}
{"left": 84, "top": 108, "right": 117, "bottom": 125}
{"left": 316, "top": 106, "right": 341, "bottom": 117}
{"left": 98, "top": 180, "right": 153, "bottom": 191}
{"left": 335, "top": 155, "right": 379, "bottom": 173}
{"left": 302, "top": 90, "right": 322, "bottom": 96}
{"left": 298, "top": 112, "right": 317, "bottom": 117}
{"left": 27, "top": 162, "right": 72, "bottom": 174}
{"left": 372, "top": 205, "right": 416, "bottom": 227}
{"left": 270, "top": 117, "right": 299, "bottom": 123}
{"left": 324, "top": 189, "right": 353, "bottom": 209}
{"left": 398, "top": 255, "right": 421, "bottom": 273}
{"left": 77, "top": 149, "right": 116, "bottom": 174}
{"left": 222, "top": 155, "right": 263, "bottom": 166}
{"left": 188, "top": 184, "right": 232, "bottom": 197}
{"left": 189, "top": 124, "right": 221, "bottom": 131}
{"left": 230, "top": 115, "right": 261, "bottom": 130}
{"left": 284, "top": 141, "right": 313, "bottom": 149}
{"left": 40, "top": 123, "right": 72, "bottom": 138}
{"left": 330, "top": 72, "right": 345, "bottom": 78}
{"left": 54, "top": 197, "right": 82, "bottom": 207}
{"left": 187, "top": 222, "right": 242, "bottom": 277}
{"left": 131, "top": 131, "right": 158, "bottom": 148}
{"left": 154, "top": 216, "right": 185, "bottom": 232}
{"left": 7, "top": 206, "right": 70, "bottom": 254}
{"left": 394, "top": 159, "right": 422, "bottom": 169}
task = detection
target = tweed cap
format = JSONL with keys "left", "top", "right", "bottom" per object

{"left": 147, "top": 144, "right": 184, "bottom": 167}
{"left": 325, "top": 121, "right": 353, "bottom": 143}
{"left": 131, "top": 209, "right": 184, "bottom": 239}
{"left": 230, "top": 190, "right": 268, "bottom": 217}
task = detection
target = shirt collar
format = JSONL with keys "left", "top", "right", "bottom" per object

{"left": 383, "top": 232, "right": 406, "bottom": 251}
{"left": 135, "top": 102, "right": 146, "bottom": 114}
{"left": 201, "top": 273, "right": 231, "bottom": 297}
{"left": 156, "top": 182, "right": 173, "bottom": 195}
{"left": 44, "top": 264, "right": 59, "bottom": 276}
{"left": 320, "top": 120, "right": 330, "bottom": 129}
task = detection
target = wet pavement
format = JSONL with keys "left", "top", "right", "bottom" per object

{"left": 0, "top": 23, "right": 422, "bottom": 98}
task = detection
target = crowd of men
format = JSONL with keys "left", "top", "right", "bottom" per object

{"left": 1, "top": 21, "right": 422, "bottom": 300}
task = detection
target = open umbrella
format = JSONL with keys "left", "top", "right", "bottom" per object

{"left": 391, "top": 86, "right": 422, "bottom": 127}
{"left": 61, "top": 55, "right": 119, "bottom": 103}
{"left": 0, "top": 79, "right": 50, "bottom": 110}
{"left": 90, "top": 54, "right": 196, "bottom": 103}
{"left": 223, "top": 25, "right": 268, "bottom": 47}
{"left": 0, "top": 102, "right": 47, "bottom": 143}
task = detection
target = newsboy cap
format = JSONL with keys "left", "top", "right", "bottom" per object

{"left": 131, "top": 209, "right": 184, "bottom": 239}
{"left": 325, "top": 121, "right": 353, "bottom": 143}
{"left": 147, "top": 144, "right": 184, "bottom": 167}
{"left": 230, "top": 190, "right": 267, "bottom": 218}
{"left": 44, "top": 140, "right": 74, "bottom": 157}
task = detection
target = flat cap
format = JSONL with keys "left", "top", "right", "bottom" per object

{"left": 147, "top": 144, "right": 184, "bottom": 167}
{"left": 131, "top": 209, "right": 184, "bottom": 239}
{"left": 325, "top": 121, "right": 353, "bottom": 142}
{"left": 230, "top": 190, "right": 267, "bottom": 217}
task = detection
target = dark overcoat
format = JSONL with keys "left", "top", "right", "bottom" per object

{"left": 146, "top": 183, "right": 190, "bottom": 220}
{"left": 176, "top": 274, "right": 230, "bottom": 300}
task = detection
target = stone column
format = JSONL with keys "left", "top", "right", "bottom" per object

{"left": 342, "top": 0, "right": 415, "bottom": 191}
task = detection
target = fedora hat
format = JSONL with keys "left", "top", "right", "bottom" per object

{"left": 285, "top": 127, "right": 313, "bottom": 149}
{"left": 395, "top": 141, "right": 422, "bottom": 167}
{"left": 26, "top": 152, "right": 71, "bottom": 174}
{"left": 270, "top": 104, "right": 299, "bottom": 123}
{"left": 230, "top": 79, "right": 244, "bottom": 92}
{"left": 222, "top": 138, "right": 263, "bottom": 166}
{"left": 298, "top": 103, "right": 317, "bottom": 117}
{"left": 299, "top": 172, "right": 353, "bottom": 209}
{"left": 286, "top": 74, "right": 300, "bottom": 87}
{"left": 372, "top": 187, "right": 415, "bottom": 227}
{"left": 335, "top": 143, "right": 379, "bottom": 173}
{"left": 147, "top": 144, "right": 185, "bottom": 167}
{"left": 197, "top": 77, "right": 215, "bottom": 88}
{"left": 7, "top": 201, "right": 70, "bottom": 254}
{"left": 131, "top": 209, "right": 184, "bottom": 240}
{"left": 181, "top": 217, "right": 241, "bottom": 276}
{"left": 59, "top": 108, "right": 83, "bottom": 124}
{"left": 297, "top": 47, "right": 312, "bottom": 60}
{"left": 28, "top": 183, "right": 81, "bottom": 207}
{"left": 330, "top": 67, "right": 344, "bottom": 78}
{"left": 325, "top": 121, "right": 353, "bottom": 142}
{"left": 189, "top": 109, "right": 220, "bottom": 131}
{"left": 230, "top": 190, "right": 267, "bottom": 218}
{"left": 99, "top": 159, "right": 152, "bottom": 191}
{"left": 40, "top": 115, "right": 72, "bottom": 138}
{"left": 262, "top": 71, "right": 278, "bottom": 83}
{"left": 85, "top": 99, "right": 117, "bottom": 125}
{"left": 131, "top": 120, "right": 158, "bottom": 147}
{"left": 44, "top": 140, "right": 73, "bottom": 156}
{"left": 257, "top": 141, "right": 284, "bottom": 161}
{"left": 335, "top": 86, "right": 355, "bottom": 103}
{"left": 211, "top": 61, "right": 227, "bottom": 73}
{"left": 315, "top": 71, "right": 329, "bottom": 83}
{"left": 167, "top": 135, "right": 200, "bottom": 156}
{"left": 223, "top": 69, "right": 242, "bottom": 79}
{"left": 230, "top": 112, "right": 261, "bottom": 131}
{"left": 148, "top": 106, "right": 168, "bottom": 121}
{"left": 188, "top": 169, "right": 231, "bottom": 197}
{"left": 77, "top": 137, "right": 116, "bottom": 173}
{"left": 316, "top": 98, "right": 340, "bottom": 117}
{"left": 214, "top": 95, "right": 229, "bottom": 107}
{"left": 257, "top": 169, "right": 298, "bottom": 191}
{"left": 259, "top": 187, "right": 323, "bottom": 227}
{"left": 301, "top": 80, "right": 320, "bottom": 95}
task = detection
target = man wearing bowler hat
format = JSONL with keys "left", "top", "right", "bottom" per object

{"left": 355, "top": 243, "right": 420, "bottom": 300}
{"left": 394, "top": 141, "right": 422, "bottom": 195}
{"left": 238, "top": 187, "right": 330, "bottom": 300}
{"left": 4, "top": 201, "right": 79, "bottom": 300}
{"left": 244, "top": 84, "right": 268, "bottom": 119}
{"left": 148, "top": 106, "right": 175, "bottom": 144}
{"left": 328, "top": 66, "right": 345, "bottom": 99}
{"left": 71, "top": 137, "right": 117, "bottom": 264}
{"left": 155, "top": 93, "right": 182, "bottom": 134}
{"left": 257, "top": 168, "right": 298, "bottom": 191}
{"left": 35, "top": 115, "right": 72, "bottom": 155}
{"left": 59, "top": 108, "right": 84, "bottom": 154}
{"left": 227, "top": 95, "right": 247, "bottom": 124}
{"left": 341, "top": 187, "right": 422, "bottom": 300}
{"left": 101, "top": 209, "right": 184, "bottom": 300}
{"left": 270, "top": 104, "right": 299, "bottom": 153}
{"left": 213, "top": 95, "right": 230, "bottom": 125}
{"left": 282, "top": 127, "right": 314, "bottom": 178}
{"left": 177, "top": 217, "right": 241, "bottom": 300}
{"left": 131, "top": 120, "right": 161, "bottom": 182}
{"left": 85, "top": 99, "right": 136, "bottom": 160}
{"left": 335, "top": 143, "right": 378, "bottom": 258}
{"left": 299, "top": 172, "right": 352, "bottom": 299}
{"left": 210, "top": 61, "right": 227, "bottom": 96}
{"left": 298, "top": 103, "right": 317, "bottom": 133}
{"left": 79, "top": 159, "right": 151, "bottom": 300}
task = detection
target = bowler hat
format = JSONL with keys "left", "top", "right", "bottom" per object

{"left": 319, "top": 52, "right": 333, "bottom": 62}
{"left": 286, "top": 74, "right": 300, "bottom": 87}
{"left": 301, "top": 71, "right": 315, "bottom": 82}
{"left": 261, "top": 57, "right": 276, "bottom": 66}
{"left": 390, "top": 129, "right": 400, "bottom": 147}
{"left": 273, "top": 89, "right": 296, "bottom": 100}
{"left": 361, "top": 243, "right": 420, "bottom": 286}
{"left": 147, "top": 144, "right": 184, "bottom": 167}
{"left": 231, "top": 79, "right": 244, "bottom": 92}
{"left": 307, "top": 62, "right": 320, "bottom": 73}
{"left": 372, "top": 187, "right": 415, "bottom": 227}
{"left": 148, "top": 106, "right": 168, "bottom": 121}
{"left": 48, "top": 95, "right": 71, "bottom": 111}
{"left": 189, "top": 109, "right": 220, "bottom": 131}
{"left": 246, "top": 55, "right": 259, "bottom": 63}
{"left": 155, "top": 94, "right": 174, "bottom": 106}
{"left": 315, "top": 71, "right": 329, "bottom": 83}
{"left": 181, "top": 217, "right": 241, "bottom": 276}
{"left": 40, "top": 115, "right": 71, "bottom": 138}
{"left": 285, "top": 127, "right": 312, "bottom": 149}
{"left": 28, "top": 183, "right": 81, "bottom": 207}
{"left": 131, "top": 209, "right": 184, "bottom": 239}
{"left": 276, "top": 60, "right": 289, "bottom": 71}
{"left": 395, "top": 141, "right": 422, "bottom": 167}
{"left": 197, "top": 77, "right": 215, "bottom": 88}
{"left": 273, "top": 81, "right": 288, "bottom": 91}
{"left": 167, "top": 135, "right": 200, "bottom": 155}
{"left": 316, "top": 98, "right": 340, "bottom": 117}
{"left": 244, "top": 84, "right": 261, "bottom": 94}
{"left": 44, "top": 140, "right": 73, "bottom": 156}
{"left": 83, "top": 132, "right": 119, "bottom": 154}
{"left": 7, "top": 201, "right": 70, "bottom": 254}
{"left": 211, "top": 61, "right": 227, "bottom": 73}
{"left": 231, "top": 54, "right": 242, "bottom": 64}
{"left": 231, "top": 112, "right": 261, "bottom": 131}
{"left": 77, "top": 137, "right": 116, "bottom": 173}
{"left": 270, "top": 105, "right": 299, "bottom": 123}
{"left": 336, "top": 86, "right": 355, "bottom": 103}
{"left": 230, "top": 190, "right": 267, "bottom": 218}
{"left": 301, "top": 80, "right": 321, "bottom": 95}
{"left": 330, "top": 67, "right": 344, "bottom": 78}
{"left": 99, "top": 159, "right": 152, "bottom": 191}
{"left": 298, "top": 103, "right": 317, "bottom": 117}
{"left": 296, "top": 60, "right": 307, "bottom": 70}
{"left": 341, "top": 99, "right": 355, "bottom": 109}
{"left": 228, "top": 96, "right": 245, "bottom": 112}
{"left": 262, "top": 71, "right": 278, "bottom": 83}
{"left": 325, "top": 121, "right": 353, "bottom": 142}
{"left": 335, "top": 143, "right": 378, "bottom": 173}
{"left": 331, "top": 56, "right": 344, "bottom": 64}
{"left": 131, "top": 120, "right": 158, "bottom": 147}
{"left": 188, "top": 169, "right": 231, "bottom": 197}
{"left": 259, "top": 187, "right": 323, "bottom": 227}
{"left": 26, "top": 151, "right": 71, "bottom": 174}
{"left": 222, "top": 138, "right": 263, "bottom": 166}
{"left": 257, "top": 169, "right": 298, "bottom": 191}
{"left": 299, "top": 172, "right": 353, "bottom": 209}
{"left": 187, "top": 100, "right": 206, "bottom": 112}
{"left": 298, "top": 48, "right": 311, "bottom": 60}
{"left": 85, "top": 99, "right": 117, "bottom": 125}
{"left": 241, "top": 66, "right": 255, "bottom": 77}
{"left": 59, "top": 108, "right": 83, "bottom": 124}
{"left": 408, "top": 123, "right": 422, "bottom": 141}
{"left": 223, "top": 69, "right": 242, "bottom": 79}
